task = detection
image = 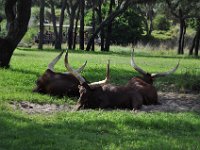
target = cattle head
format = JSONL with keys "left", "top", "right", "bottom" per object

{"left": 76, "top": 83, "right": 100, "bottom": 109}
{"left": 127, "top": 49, "right": 180, "bottom": 105}
{"left": 131, "top": 49, "right": 179, "bottom": 84}
{"left": 33, "top": 50, "right": 87, "bottom": 97}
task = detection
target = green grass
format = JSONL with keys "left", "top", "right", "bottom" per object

{"left": 1, "top": 47, "right": 199, "bottom": 103}
{"left": 0, "top": 47, "right": 200, "bottom": 149}
{"left": 0, "top": 103, "right": 200, "bottom": 150}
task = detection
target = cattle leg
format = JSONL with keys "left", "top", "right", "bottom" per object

{"left": 73, "top": 103, "right": 84, "bottom": 111}
{"left": 131, "top": 94, "right": 143, "bottom": 110}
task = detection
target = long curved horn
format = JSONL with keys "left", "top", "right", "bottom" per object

{"left": 65, "top": 50, "right": 86, "bottom": 84}
{"left": 131, "top": 49, "right": 147, "bottom": 76}
{"left": 65, "top": 49, "right": 87, "bottom": 73}
{"left": 75, "top": 61, "right": 87, "bottom": 73}
{"left": 89, "top": 60, "right": 110, "bottom": 87}
{"left": 48, "top": 50, "right": 64, "bottom": 71}
{"left": 48, "top": 49, "right": 87, "bottom": 73}
{"left": 65, "top": 50, "right": 110, "bottom": 87}
{"left": 151, "top": 60, "right": 180, "bottom": 78}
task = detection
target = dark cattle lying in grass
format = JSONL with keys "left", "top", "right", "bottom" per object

{"left": 65, "top": 50, "right": 179, "bottom": 110}
{"left": 33, "top": 50, "right": 87, "bottom": 97}
{"left": 126, "top": 50, "right": 180, "bottom": 105}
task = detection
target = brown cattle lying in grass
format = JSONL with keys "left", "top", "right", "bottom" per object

{"left": 127, "top": 51, "right": 179, "bottom": 105}
{"left": 65, "top": 49, "right": 179, "bottom": 110}
{"left": 33, "top": 50, "right": 87, "bottom": 97}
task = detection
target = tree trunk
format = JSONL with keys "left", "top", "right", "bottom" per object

{"left": 79, "top": 0, "right": 85, "bottom": 50}
{"left": 68, "top": 12, "right": 75, "bottom": 50}
{"left": 73, "top": 6, "right": 80, "bottom": 50}
{"left": 0, "top": 38, "right": 15, "bottom": 68}
{"left": 0, "top": 16, "right": 2, "bottom": 32}
{"left": 194, "top": 27, "right": 200, "bottom": 56}
{"left": 0, "top": 16, "right": 2, "bottom": 23}
{"left": 178, "top": 9, "right": 186, "bottom": 55}
{"left": 67, "top": 2, "right": 79, "bottom": 50}
{"left": 0, "top": 0, "right": 32, "bottom": 68}
{"left": 55, "top": 0, "right": 67, "bottom": 50}
{"left": 38, "top": 0, "right": 45, "bottom": 49}
{"left": 178, "top": 18, "right": 186, "bottom": 54}
{"left": 91, "top": 6, "right": 95, "bottom": 51}
{"left": 178, "top": 19, "right": 183, "bottom": 54}
{"left": 96, "top": 1, "right": 105, "bottom": 51}
{"left": 49, "top": 0, "right": 59, "bottom": 49}
{"left": 194, "top": 39, "right": 199, "bottom": 57}
{"left": 148, "top": 10, "right": 153, "bottom": 35}
{"left": 181, "top": 20, "right": 186, "bottom": 54}
{"left": 189, "top": 21, "right": 200, "bottom": 56}
{"left": 105, "top": 0, "right": 115, "bottom": 52}
{"left": 189, "top": 35, "right": 196, "bottom": 55}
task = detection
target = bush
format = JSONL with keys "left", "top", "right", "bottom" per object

{"left": 0, "top": 20, "right": 7, "bottom": 38}
{"left": 84, "top": 5, "right": 144, "bottom": 45}
{"left": 153, "top": 15, "right": 170, "bottom": 31}
{"left": 111, "top": 8, "right": 144, "bottom": 45}
{"left": 31, "top": 7, "right": 40, "bottom": 25}
{"left": 0, "top": 29, "right": 6, "bottom": 37}
{"left": 21, "top": 27, "right": 38, "bottom": 46}
{"left": 0, "top": 0, "right": 5, "bottom": 18}
{"left": 84, "top": 10, "right": 93, "bottom": 26}
{"left": 31, "top": 7, "right": 52, "bottom": 25}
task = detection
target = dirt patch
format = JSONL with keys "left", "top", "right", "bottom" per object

{"left": 10, "top": 101, "right": 74, "bottom": 114}
{"left": 10, "top": 92, "right": 200, "bottom": 114}
{"left": 140, "top": 92, "right": 200, "bottom": 112}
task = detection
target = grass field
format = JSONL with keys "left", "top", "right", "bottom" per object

{"left": 0, "top": 47, "right": 200, "bottom": 149}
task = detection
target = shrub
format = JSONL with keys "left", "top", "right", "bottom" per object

{"left": 153, "top": 14, "right": 170, "bottom": 31}
{"left": 84, "top": 4, "right": 144, "bottom": 45}
{"left": 0, "top": 20, "right": 7, "bottom": 38}
{"left": 21, "top": 27, "right": 38, "bottom": 46}
{"left": 111, "top": 8, "right": 144, "bottom": 45}
{"left": 84, "top": 10, "right": 93, "bottom": 26}
{"left": 31, "top": 7, "right": 40, "bottom": 25}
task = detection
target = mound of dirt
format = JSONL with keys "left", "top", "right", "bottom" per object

{"left": 10, "top": 92, "right": 200, "bottom": 114}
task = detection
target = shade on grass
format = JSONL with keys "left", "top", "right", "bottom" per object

{"left": 0, "top": 103, "right": 200, "bottom": 150}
